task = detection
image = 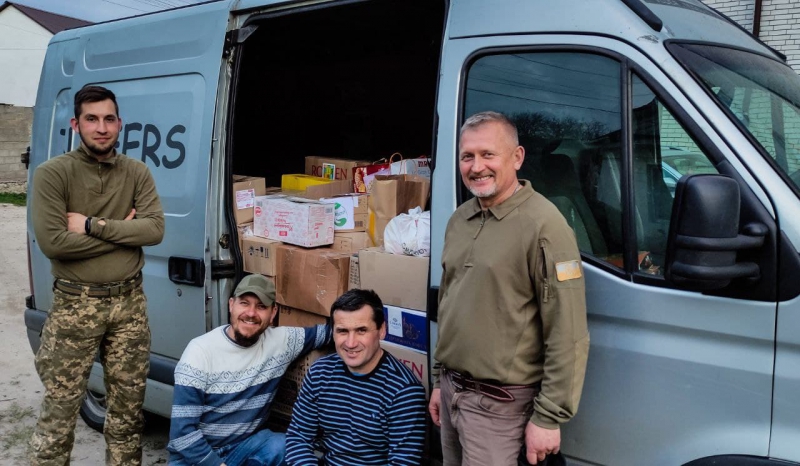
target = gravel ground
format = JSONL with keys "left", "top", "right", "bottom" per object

{"left": 0, "top": 203, "right": 170, "bottom": 465}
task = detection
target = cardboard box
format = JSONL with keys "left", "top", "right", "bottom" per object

{"left": 233, "top": 175, "right": 266, "bottom": 225}
{"left": 382, "top": 305, "right": 428, "bottom": 352}
{"left": 348, "top": 254, "right": 360, "bottom": 290}
{"left": 320, "top": 193, "right": 369, "bottom": 231}
{"left": 381, "top": 340, "right": 429, "bottom": 397}
{"left": 277, "top": 304, "right": 328, "bottom": 327}
{"left": 253, "top": 196, "right": 334, "bottom": 248}
{"left": 281, "top": 174, "right": 334, "bottom": 192}
{"left": 237, "top": 222, "right": 253, "bottom": 252}
{"left": 242, "top": 236, "right": 280, "bottom": 276}
{"left": 332, "top": 231, "right": 372, "bottom": 254}
{"left": 271, "top": 349, "right": 333, "bottom": 417}
{"left": 306, "top": 156, "right": 371, "bottom": 182}
{"left": 276, "top": 245, "right": 351, "bottom": 316}
{"left": 289, "top": 179, "right": 352, "bottom": 201}
{"left": 358, "top": 247, "right": 429, "bottom": 311}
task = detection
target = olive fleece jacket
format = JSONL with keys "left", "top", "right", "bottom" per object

{"left": 433, "top": 181, "right": 589, "bottom": 429}
{"left": 32, "top": 145, "right": 164, "bottom": 283}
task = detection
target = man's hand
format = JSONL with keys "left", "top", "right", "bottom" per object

{"left": 525, "top": 422, "right": 560, "bottom": 464}
{"left": 66, "top": 212, "right": 87, "bottom": 234}
{"left": 429, "top": 388, "right": 442, "bottom": 426}
{"left": 124, "top": 208, "right": 136, "bottom": 220}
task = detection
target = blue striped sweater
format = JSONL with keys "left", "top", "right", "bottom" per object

{"left": 285, "top": 351, "right": 427, "bottom": 466}
{"left": 168, "top": 324, "right": 329, "bottom": 466}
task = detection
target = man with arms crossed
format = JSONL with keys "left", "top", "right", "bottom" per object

{"left": 429, "top": 111, "right": 590, "bottom": 465}
{"left": 285, "top": 289, "right": 427, "bottom": 466}
{"left": 30, "top": 85, "right": 165, "bottom": 465}
{"left": 168, "top": 274, "right": 331, "bottom": 466}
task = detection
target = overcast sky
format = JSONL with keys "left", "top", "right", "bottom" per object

{"left": 9, "top": 0, "right": 208, "bottom": 22}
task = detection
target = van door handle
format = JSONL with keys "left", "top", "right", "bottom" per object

{"left": 168, "top": 256, "right": 205, "bottom": 287}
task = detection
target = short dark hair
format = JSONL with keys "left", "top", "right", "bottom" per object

{"left": 74, "top": 85, "right": 119, "bottom": 119}
{"left": 330, "top": 289, "right": 384, "bottom": 328}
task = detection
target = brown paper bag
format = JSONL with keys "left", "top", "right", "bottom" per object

{"left": 367, "top": 174, "right": 430, "bottom": 247}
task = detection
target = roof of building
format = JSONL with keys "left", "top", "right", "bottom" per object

{"left": 0, "top": 2, "right": 91, "bottom": 34}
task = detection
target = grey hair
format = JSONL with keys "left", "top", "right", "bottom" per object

{"left": 460, "top": 111, "right": 519, "bottom": 145}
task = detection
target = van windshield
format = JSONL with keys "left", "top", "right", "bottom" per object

{"left": 669, "top": 43, "right": 800, "bottom": 194}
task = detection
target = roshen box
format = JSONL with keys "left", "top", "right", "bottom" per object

{"left": 332, "top": 231, "right": 372, "bottom": 254}
{"left": 277, "top": 304, "right": 328, "bottom": 327}
{"left": 242, "top": 236, "right": 280, "bottom": 276}
{"left": 253, "top": 196, "right": 334, "bottom": 247}
{"left": 358, "top": 247, "right": 429, "bottom": 312}
{"left": 382, "top": 305, "right": 428, "bottom": 352}
{"left": 305, "top": 156, "right": 371, "bottom": 182}
{"left": 271, "top": 349, "right": 333, "bottom": 417}
{"left": 275, "top": 245, "right": 351, "bottom": 316}
{"left": 232, "top": 175, "right": 266, "bottom": 225}
{"left": 380, "top": 340, "right": 429, "bottom": 397}
{"left": 320, "top": 193, "right": 369, "bottom": 232}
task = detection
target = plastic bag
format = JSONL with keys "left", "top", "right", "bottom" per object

{"left": 384, "top": 207, "right": 431, "bottom": 257}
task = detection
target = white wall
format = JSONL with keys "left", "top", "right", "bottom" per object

{"left": 0, "top": 6, "right": 52, "bottom": 107}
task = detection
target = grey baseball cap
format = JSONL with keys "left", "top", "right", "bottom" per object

{"left": 233, "top": 274, "right": 276, "bottom": 307}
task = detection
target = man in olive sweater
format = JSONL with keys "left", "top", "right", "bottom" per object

{"left": 29, "top": 85, "right": 165, "bottom": 466}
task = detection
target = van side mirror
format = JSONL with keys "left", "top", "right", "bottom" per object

{"left": 664, "top": 174, "right": 767, "bottom": 290}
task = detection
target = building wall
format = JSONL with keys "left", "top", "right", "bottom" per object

{"left": 0, "top": 6, "right": 51, "bottom": 107}
{"left": 0, "top": 105, "right": 32, "bottom": 181}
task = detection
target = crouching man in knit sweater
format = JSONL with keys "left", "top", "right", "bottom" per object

{"left": 285, "top": 289, "right": 427, "bottom": 466}
{"left": 167, "top": 274, "right": 330, "bottom": 466}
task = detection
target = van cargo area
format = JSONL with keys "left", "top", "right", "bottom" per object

{"left": 229, "top": 0, "right": 445, "bottom": 188}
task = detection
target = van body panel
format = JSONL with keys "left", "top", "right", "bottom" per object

{"left": 26, "top": 2, "right": 231, "bottom": 362}
{"left": 446, "top": 0, "right": 774, "bottom": 58}
{"left": 771, "top": 295, "right": 800, "bottom": 460}
{"left": 432, "top": 31, "right": 779, "bottom": 465}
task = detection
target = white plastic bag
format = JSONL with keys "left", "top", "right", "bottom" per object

{"left": 384, "top": 207, "right": 431, "bottom": 257}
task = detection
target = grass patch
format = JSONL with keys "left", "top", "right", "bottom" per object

{"left": 2, "top": 424, "right": 34, "bottom": 451}
{"left": 0, "top": 403, "right": 35, "bottom": 423}
{"left": 0, "top": 192, "right": 25, "bottom": 206}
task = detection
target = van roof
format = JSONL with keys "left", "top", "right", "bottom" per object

{"left": 51, "top": 0, "right": 778, "bottom": 62}
{"left": 446, "top": 0, "right": 777, "bottom": 59}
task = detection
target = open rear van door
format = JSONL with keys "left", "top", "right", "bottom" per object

{"left": 26, "top": 2, "right": 231, "bottom": 385}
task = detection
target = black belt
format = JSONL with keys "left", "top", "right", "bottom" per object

{"left": 54, "top": 273, "right": 142, "bottom": 298}
{"left": 448, "top": 369, "right": 537, "bottom": 402}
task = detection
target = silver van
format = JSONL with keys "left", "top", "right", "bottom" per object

{"left": 24, "top": 0, "right": 800, "bottom": 464}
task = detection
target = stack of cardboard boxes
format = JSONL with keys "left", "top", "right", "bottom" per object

{"left": 232, "top": 155, "right": 431, "bottom": 429}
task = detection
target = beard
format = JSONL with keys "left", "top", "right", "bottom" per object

{"left": 79, "top": 133, "right": 117, "bottom": 156}
{"left": 468, "top": 184, "right": 497, "bottom": 198}
{"left": 232, "top": 328, "right": 261, "bottom": 347}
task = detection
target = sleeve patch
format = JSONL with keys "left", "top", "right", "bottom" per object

{"left": 555, "top": 260, "right": 582, "bottom": 282}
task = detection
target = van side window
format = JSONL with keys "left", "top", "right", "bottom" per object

{"left": 631, "top": 73, "right": 719, "bottom": 276}
{"left": 464, "top": 52, "right": 624, "bottom": 269}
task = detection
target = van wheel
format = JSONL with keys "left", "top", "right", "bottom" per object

{"left": 79, "top": 390, "right": 106, "bottom": 432}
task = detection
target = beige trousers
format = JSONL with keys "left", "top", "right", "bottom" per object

{"left": 440, "top": 369, "right": 538, "bottom": 466}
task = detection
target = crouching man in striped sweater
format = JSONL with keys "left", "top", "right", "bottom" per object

{"left": 285, "top": 289, "right": 427, "bottom": 466}
{"left": 167, "top": 274, "right": 330, "bottom": 466}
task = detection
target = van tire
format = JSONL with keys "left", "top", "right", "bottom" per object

{"left": 79, "top": 390, "right": 106, "bottom": 432}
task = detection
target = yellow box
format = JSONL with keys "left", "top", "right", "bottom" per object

{"left": 281, "top": 174, "right": 334, "bottom": 191}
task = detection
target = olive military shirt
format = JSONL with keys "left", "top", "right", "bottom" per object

{"left": 433, "top": 180, "right": 590, "bottom": 429}
{"left": 32, "top": 145, "right": 165, "bottom": 284}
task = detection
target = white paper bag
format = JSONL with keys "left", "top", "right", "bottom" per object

{"left": 384, "top": 207, "right": 431, "bottom": 257}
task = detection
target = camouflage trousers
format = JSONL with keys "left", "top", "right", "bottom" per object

{"left": 30, "top": 283, "right": 151, "bottom": 466}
